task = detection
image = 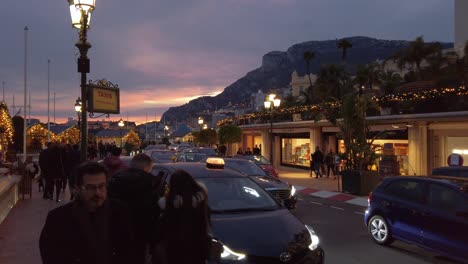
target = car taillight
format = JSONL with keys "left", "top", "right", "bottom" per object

{"left": 368, "top": 192, "right": 373, "bottom": 206}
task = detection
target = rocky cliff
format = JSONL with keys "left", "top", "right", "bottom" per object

{"left": 161, "top": 36, "right": 452, "bottom": 123}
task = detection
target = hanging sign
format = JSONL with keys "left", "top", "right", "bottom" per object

{"left": 88, "top": 80, "right": 120, "bottom": 114}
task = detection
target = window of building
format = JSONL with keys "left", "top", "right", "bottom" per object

{"left": 281, "top": 138, "right": 310, "bottom": 168}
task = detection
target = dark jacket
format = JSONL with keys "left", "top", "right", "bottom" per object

{"left": 39, "top": 199, "right": 136, "bottom": 264}
{"left": 108, "top": 168, "right": 164, "bottom": 243}
{"left": 102, "top": 156, "right": 128, "bottom": 177}
{"left": 312, "top": 150, "right": 324, "bottom": 164}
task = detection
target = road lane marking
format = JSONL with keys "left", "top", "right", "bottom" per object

{"left": 330, "top": 206, "right": 344, "bottom": 210}
{"left": 309, "top": 202, "right": 323, "bottom": 205}
{"left": 354, "top": 212, "right": 365, "bottom": 215}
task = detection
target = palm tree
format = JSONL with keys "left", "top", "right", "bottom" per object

{"left": 378, "top": 70, "right": 402, "bottom": 95}
{"left": 355, "top": 63, "right": 381, "bottom": 94}
{"left": 315, "top": 64, "right": 352, "bottom": 100}
{"left": 303, "top": 51, "right": 316, "bottom": 88}
{"left": 337, "top": 38, "right": 353, "bottom": 61}
{"left": 390, "top": 36, "right": 442, "bottom": 80}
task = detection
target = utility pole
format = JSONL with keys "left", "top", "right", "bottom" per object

{"left": 53, "top": 91, "right": 56, "bottom": 124}
{"left": 23, "top": 26, "right": 28, "bottom": 163}
{"left": 47, "top": 59, "right": 50, "bottom": 142}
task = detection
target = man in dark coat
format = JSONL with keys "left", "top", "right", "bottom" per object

{"left": 108, "top": 153, "right": 164, "bottom": 264}
{"left": 39, "top": 142, "right": 53, "bottom": 199}
{"left": 39, "top": 161, "right": 136, "bottom": 264}
{"left": 311, "top": 146, "right": 324, "bottom": 178}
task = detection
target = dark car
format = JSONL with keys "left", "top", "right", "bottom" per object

{"left": 152, "top": 159, "right": 324, "bottom": 263}
{"left": 221, "top": 158, "right": 297, "bottom": 209}
{"left": 146, "top": 150, "right": 175, "bottom": 163}
{"left": 236, "top": 155, "right": 279, "bottom": 177}
{"left": 364, "top": 176, "right": 468, "bottom": 263}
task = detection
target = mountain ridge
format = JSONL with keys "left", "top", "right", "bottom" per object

{"left": 161, "top": 36, "right": 453, "bottom": 123}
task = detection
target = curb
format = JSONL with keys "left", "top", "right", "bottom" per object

{"left": 294, "top": 186, "right": 368, "bottom": 207}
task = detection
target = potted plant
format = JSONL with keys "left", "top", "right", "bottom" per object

{"left": 323, "top": 92, "right": 381, "bottom": 195}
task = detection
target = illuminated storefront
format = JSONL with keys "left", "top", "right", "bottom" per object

{"left": 280, "top": 133, "right": 311, "bottom": 169}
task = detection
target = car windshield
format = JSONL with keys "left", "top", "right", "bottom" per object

{"left": 150, "top": 151, "right": 174, "bottom": 162}
{"left": 177, "top": 153, "right": 207, "bottom": 162}
{"left": 242, "top": 155, "right": 270, "bottom": 165}
{"left": 197, "top": 177, "right": 279, "bottom": 212}
{"left": 224, "top": 160, "right": 268, "bottom": 176}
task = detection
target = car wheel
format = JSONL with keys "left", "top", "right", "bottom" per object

{"left": 368, "top": 215, "right": 393, "bottom": 245}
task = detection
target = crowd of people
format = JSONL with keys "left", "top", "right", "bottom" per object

{"left": 37, "top": 147, "right": 216, "bottom": 263}
{"left": 310, "top": 146, "right": 341, "bottom": 179}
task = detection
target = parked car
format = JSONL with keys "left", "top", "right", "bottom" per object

{"left": 152, "top": 159, "right": 324, "bottom": 263}
{"left": 221, "top": 158, "right": 297, "bottom": 209}
{"left": 237, "top": 154, "right": 279, "bottom": 177}
{"left": 365, "top": 176, "right": 468, "bottom": 263}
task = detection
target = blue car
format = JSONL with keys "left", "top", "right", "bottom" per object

{"left": 364, "top": 176, "right": 468, "bottom": 262}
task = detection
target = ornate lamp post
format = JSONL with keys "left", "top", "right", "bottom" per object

{"left": 164, "top": 125, "right": 169, "bottom": 138}
{"left": 68, "top": 0, "right": 96, "bottom": 162}
{"left": 118, "top": 118, "right": 124, "bottom": 147}
{"left": 264, "top": 93, "right": 281, "bottom": 163}
{"left": 75, "top": 97, "right": 82, "bottom": 142}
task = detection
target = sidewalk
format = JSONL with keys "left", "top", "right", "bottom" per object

{"left": 277, "top": 166, "right": 368, "bottom": 207}
{"left": 0, "top": 183, "right": 67, "bottom": 264}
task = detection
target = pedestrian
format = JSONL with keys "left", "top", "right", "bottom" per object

{"left": 98, "top": 140, "right": 106, "bottom": 159}
{"left": 334, "top": 152, "right": 341, "bottom": 179}
{"left": 108, "top": 154, "right": 165, "bottom": 264}
{"left": 253, "top": 145, "right": 261, "bottom": 155}
{"left": 66, "top": 144, "right": 81, "bottom": 200}
{"left": 311, "top": 146, "right": 324, "bottom": 178}
{"left": 39, "top": 142, "right": 53, "bottom": 199}
{"left": 325, "top": 149, "right": 336, "bottom": 179}
{"left": 155, "top": 170, "right": 211, "bottom": 264}
{"left": 237, "top": 147, "right": 244, "bottom": 155}
{"left": 245, "top": 147, "right": 253, "bottom": 155}
{"left": 39, "top": 161, "right": 136, "bottom": 264}
{"left": 102, "top": 145, "right": 128, "bottom": 178}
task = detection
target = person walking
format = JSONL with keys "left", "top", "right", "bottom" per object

{"left": 39, "top": 142, "right": 53, "bottom": 199}
{"left": 65, "top": 144, "right": 81, "bottom": 200}
{"left": 325, "top": 150, "right": 336, "bottom": 179}
{"left": 156, "top": 170, "right": 211, "bottom": 264}
{"left": 311, "top": 146, "right": 324, "bottom": 178}
{"left": 39, "top": 161, "right": 136, "bottom": 264}
{"left": 102, "top": 146, "right": 127, "bottom": 178}
{"left": 108, "top": 153, "right": 164, "bottom": 264}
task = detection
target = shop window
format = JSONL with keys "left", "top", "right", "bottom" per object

{"left": 281, "top": 138, "right": 310, "bottom": 168}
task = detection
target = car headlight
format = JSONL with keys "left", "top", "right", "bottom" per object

{"left": 290, "top": 185, "right": 296, "bottom": 196}
{"left": 305, "top": 225, "right": 320, "bottom": 250}
{"left": 221, "top": 245, "right": 246, "bottom": 260}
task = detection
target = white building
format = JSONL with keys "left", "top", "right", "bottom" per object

{"left": 290, "top": 71, "right": 316, "bottom": 98}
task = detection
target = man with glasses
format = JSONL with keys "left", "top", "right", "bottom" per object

{"left": 39, "top": 161, "right": 136, "bottom": 264}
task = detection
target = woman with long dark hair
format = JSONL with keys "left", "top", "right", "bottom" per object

{"left": 157, "top": 170, "right": 211, "bottom": 264}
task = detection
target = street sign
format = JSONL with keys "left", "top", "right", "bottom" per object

{"left": 87, "top": 79, "right": 120, "bottom": 114}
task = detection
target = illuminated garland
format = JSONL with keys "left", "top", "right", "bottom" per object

{"left": 0, "top": 102, "right": 14, "bottom": 157}
{"left": 217, "top": 86, "right": 468, "bottom": 126}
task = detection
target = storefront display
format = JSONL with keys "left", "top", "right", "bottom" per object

{"left": 338, "top": 139, "right": 409, "bottom": 175}
{"left": 281, "top": 138, "right": 311, "bottom": 168}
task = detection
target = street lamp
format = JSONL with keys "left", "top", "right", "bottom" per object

{"left": 264, "top": 94, "right": 281, "bottom": 163}
{"left": 68, "top": 0, "right": 96, "bottom": 162}
{"left": 164, "top": 125, "right": 169, "bottom": 138}
{"left": 74, "top": 97, "right": 82, "bottom": 130}
{"left": 118, "top": 118, "right": 124, "bottom": 147}
{"left": 198, "top": 117, "right": 204, "bottom": 131}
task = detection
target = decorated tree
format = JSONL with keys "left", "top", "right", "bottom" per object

{"left": 0, "top": 102, "right": 14, "bottom": 161}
